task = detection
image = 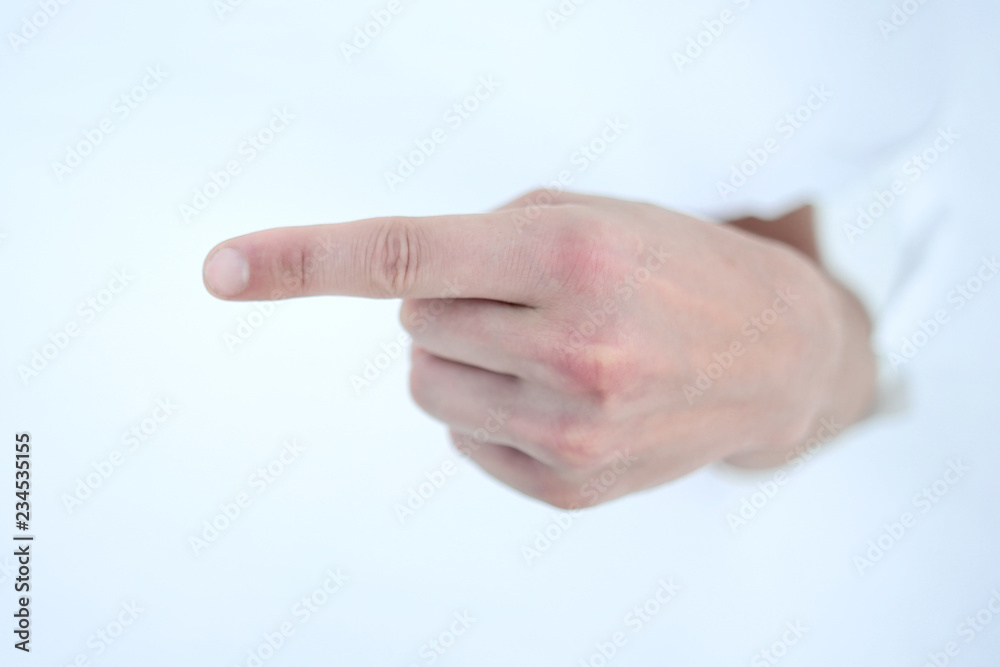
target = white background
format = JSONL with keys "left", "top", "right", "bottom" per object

{"left": 1, "top": 0, "right": 998, "bottom": 665}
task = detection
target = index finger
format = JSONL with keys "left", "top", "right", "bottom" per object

{"left": 202, "top": 211, "right": 549, "bottom": 305}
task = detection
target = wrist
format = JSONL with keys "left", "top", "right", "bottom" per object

{"left": 726, "top": 265, "right": 876, "bottom": 469}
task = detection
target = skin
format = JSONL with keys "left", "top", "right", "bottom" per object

{"left": 202, "top": 190, "right": 876, "bottom": 508}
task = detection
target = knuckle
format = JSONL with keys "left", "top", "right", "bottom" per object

{"left": 406, "top": 349, "right": 437, "bottom": 412}
{"left": 536, "top": 484, "right": 582, "bottom": 510}
{"left": 521, "top": 188, "right": 559, "bottom": 207}
{"left": 548, "top": 344, "right": 633, "bottom": 406}
{"left": 366, "top": 218, "right": 424, "bottom": 297}
{"left": 764, "top": 410, "right": 818, "bottom": 453}
{"left": 450, "top": 429, "right": 483, "bottom": 457}
{"left": 398, "top": 299, "right": 426, "bottom": 336}
{"left": 544, "top": 210, "right": 619, "bottom": 297}
{"left": 400, "top": 297, "right": 464, "bottom": 339}
{"left": 538, "top": 416, "right": 604, "bottom": 469}
{"left": 506, "top": 188, "right": 560, "bottom": 211}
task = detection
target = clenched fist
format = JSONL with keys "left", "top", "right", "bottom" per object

{"left": 203, "top": 191, "right": 875, "bottom": 507}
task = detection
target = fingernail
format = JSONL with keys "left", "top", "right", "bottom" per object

{"left": 204, "top": 247, "right": 249, "bottom": 298}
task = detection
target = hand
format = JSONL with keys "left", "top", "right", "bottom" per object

{"left": 202, "top": 191, "right": 875, "bottom": 507}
